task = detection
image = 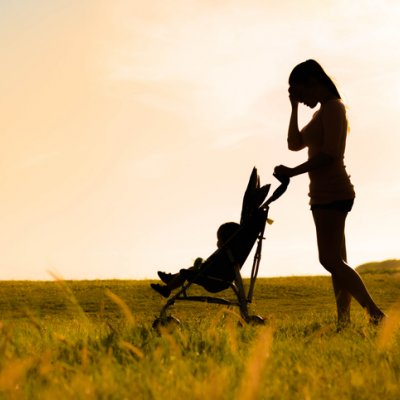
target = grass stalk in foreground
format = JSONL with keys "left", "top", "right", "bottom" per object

{"left": 0, "top": 275, "right": 398, "bottom": 399}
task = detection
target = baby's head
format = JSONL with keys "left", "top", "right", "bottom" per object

{"left": 216, "top": 222, "right": 240, "bottom": 248}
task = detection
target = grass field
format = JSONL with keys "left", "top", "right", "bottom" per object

{"left": 0, "top": 272, "right": 399, "bottom": 399}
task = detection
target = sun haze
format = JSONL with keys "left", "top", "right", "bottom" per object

{"left": 0, "top": 0, "right": 399, "bottom": 280}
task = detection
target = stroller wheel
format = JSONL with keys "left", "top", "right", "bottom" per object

{"left": 247, "top": 315, "right": 265, "bottom": 325}
{"left": 152, "top": 315, "right": 181, "bottom": 332}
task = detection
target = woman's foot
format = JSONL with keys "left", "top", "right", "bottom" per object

{"left": 369, "top": 312, "right": 386, "bottom": 326}
{"left": 151, "top": 283, "right": 171, "bottom": 298}
{"left": 336, "top": 319, "right": 351, "bottom": 332}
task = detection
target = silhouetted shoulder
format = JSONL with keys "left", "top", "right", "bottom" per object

{"left": 321, "top": 99, "right": 347, "bottom": 126}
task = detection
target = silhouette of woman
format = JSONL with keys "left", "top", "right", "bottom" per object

{"left": 274, "top": 59, "right": 385, "bottom": 326}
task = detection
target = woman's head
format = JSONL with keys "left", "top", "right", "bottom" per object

{"left": 288, "top": 60, "right": 341, "bottom": 108}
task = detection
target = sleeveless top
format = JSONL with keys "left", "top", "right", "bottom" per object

{"left": 301, "top": 99, "right": 355, "bottom": 204}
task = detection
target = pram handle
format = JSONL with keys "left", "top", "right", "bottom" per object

{"left": 261, "top": 173, "right": 289, "bottom": 208}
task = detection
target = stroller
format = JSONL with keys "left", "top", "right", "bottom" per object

{"left": 152, "top": 168, "right": 288, "bottom": 328}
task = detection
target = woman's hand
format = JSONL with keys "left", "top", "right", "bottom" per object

{"left": 288, "top": 86, "right": 300, "bottom": 108}
{"left": 274, "top": 165, "right": 294, "bottom": 180}
{"left": 289, "top": 94, "right": 299, "bottom": 108}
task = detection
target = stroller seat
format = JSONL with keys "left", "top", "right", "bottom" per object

{"left": 153, "top": 167, "right": 288, "bottom": 327}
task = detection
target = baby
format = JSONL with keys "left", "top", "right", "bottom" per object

{"left": 151, "top": 222, "right": 240, "bottom": 298}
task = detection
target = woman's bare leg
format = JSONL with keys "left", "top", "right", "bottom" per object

{"left": 312, "top": 208, "right": 385, "bottom": 323}
{"left": 331, "top": 235, "right": 352, "bottom": 325}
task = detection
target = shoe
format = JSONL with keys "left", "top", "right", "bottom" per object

{"left": 157, "top": 271, "right": 174, "bottom": 284}
{"left": 150, "top": 283, "right": 171, "bottom": 298}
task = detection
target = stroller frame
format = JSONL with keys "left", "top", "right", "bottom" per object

{"left": 153, "top": 169, "right": 288, "bottom": 327}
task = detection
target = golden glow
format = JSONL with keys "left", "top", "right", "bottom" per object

{"left": 0, "top": 0, "right": 399, "bottom": 279}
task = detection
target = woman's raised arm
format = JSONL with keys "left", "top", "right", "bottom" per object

{"left": 287, "top": 98, "right": 305, "bottom": 151}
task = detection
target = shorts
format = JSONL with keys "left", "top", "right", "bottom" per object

{"left": 310, "top": 199, "right": 354, "bottom": 213}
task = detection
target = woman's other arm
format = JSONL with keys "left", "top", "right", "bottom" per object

{"left": 274, "top": 153, "right": 334, "bottom": 178}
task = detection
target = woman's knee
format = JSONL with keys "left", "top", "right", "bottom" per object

{"left": 318, "top": 254, "right": 344, "bottom": 273}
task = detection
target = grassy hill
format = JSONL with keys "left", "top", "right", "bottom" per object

{"left": 0, "top": 272, "right": 399, "bottom": 399}
{"left": 1, "top": 273, "right": 399, "bottom": 322}
{"left": 356, "top": 259, "right": 400, "bottom": 275}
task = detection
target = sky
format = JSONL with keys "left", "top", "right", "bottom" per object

{"left": 0, "top": 0, "right": 399, "bottom": 280}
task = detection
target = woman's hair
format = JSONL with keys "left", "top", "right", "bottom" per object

{"left": 289, "top": 59, "right": 341, "bottom": 99}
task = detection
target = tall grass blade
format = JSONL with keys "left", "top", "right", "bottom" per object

{"left": 105, "top": 289, "right": 135, "bottom": 327}
{"left": 236, "top": 326, "right": 273, "bottom": 400}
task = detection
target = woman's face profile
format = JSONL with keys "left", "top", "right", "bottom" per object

{"left": 289, "top": 84, "right": 318, "bottom": 109}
